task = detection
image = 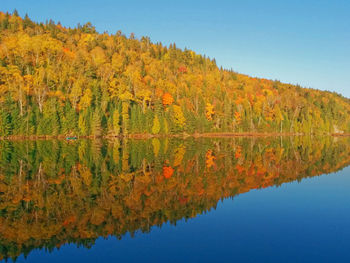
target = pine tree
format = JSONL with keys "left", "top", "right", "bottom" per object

{"left": 78, "top": 110, "right": 89, "bottom": 136}
{"left": 91, "top": 108, "right": 102, "bottom": 137}
{"left": 0, "top": 108, "right": 11, "bottom": 136}
{"left": 121, "top": 101, "right": 129, "bottom": 135}
{"left": 112, "top": 109, "right": 120, "bottom": 135}
{"left": 63, "top": 102, "right": 78, "bottom": 135}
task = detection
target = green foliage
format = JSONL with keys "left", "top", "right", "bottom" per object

{"left": 91, "top": 108, "right": 102, "bottom": 137}
{"left": 78, "top": 109, "right": 90, "bottom": 136}
{"left": 0, "top": 108, "right": 11, "bottom": 136}
{"left": 112, "top": 109, "right": 120, "bottom": 135}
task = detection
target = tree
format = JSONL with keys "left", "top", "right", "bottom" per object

{"left": 78, "top": 109, "right": 90, "bottom": 136}
{"left": 121, "top": 101, "right": 129, "bottom": 135}
{"left": 0, "top": 107, "right": 11, "bottom": 136}
{"left": 112, "top": 109, "right": 120, "bottom": 135}
{"left": 162, "top": 93, "right": 174, "bottom": 106}
{"left": 172, "top": 105, "right": 186, "bottom": 131}
{"left": 205, "top": 103, "right": 214, "bottom": 121}
{"left": 91, "top": 108, "right": 102, "bottom": 137}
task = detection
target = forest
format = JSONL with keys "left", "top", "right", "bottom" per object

{"left": 0, "top": 136, "right": 349, "bottom": 260}
{"left": 0, "top": 11, "right": 349, "bottom": 137}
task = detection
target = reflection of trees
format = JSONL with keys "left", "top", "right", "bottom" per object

{"left": 0, "top": 137, "right": 349, "bottom": 260}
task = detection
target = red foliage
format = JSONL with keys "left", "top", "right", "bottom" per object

{"left": 62, "top": 216, "right": 76, "bottom": 226}
{"left": 163, "top": 166, "right": 174, "bottom": 179}
{"left": 179, "top": 196, "right": 188, "bottom": 204}
{"left": 178, "top": 66, "right": 187, "bottom": 74}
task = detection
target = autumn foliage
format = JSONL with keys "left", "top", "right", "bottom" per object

{"left": 178, "top": 66, "right": 187, "bottom": 74}
{"left": 234, "top": 111, "right": 242, "bottom": 125}
{"left": 0, "top": 11, "right": 349, "bottom": 138}
{"left": 205, "top": 149, "right": 216, "bottom": 168}
{"left": 163, "top": 165, "right": 174, "bottom": 179}
{"left": 205, "top": 103, "right": 215, "bottom": 121}
{"left": 162, "top": 93, "right": 174, "bottom": 106}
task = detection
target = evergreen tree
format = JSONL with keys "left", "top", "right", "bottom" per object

{"left": 0, "top": 108, "right": 11, "bottom": 136}
{"left": 91, "top": 108, "right": 102, "bottom": 137}
{"left": 112, "top": 109, "right": 121, "bottom": 135}
{"left": 78, "top": 110, "right": 90, "bottom": 136}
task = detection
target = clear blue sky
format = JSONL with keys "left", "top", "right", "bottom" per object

{"left": 2, "top": 0, "right": 350, "bottom": 98}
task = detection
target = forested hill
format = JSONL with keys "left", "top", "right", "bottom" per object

{"left": 0, "top": 11, "right": 349, "bottom": 137}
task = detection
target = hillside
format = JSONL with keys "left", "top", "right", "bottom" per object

{"left": 0, "top": 11, "right": 349, "bottom": 137}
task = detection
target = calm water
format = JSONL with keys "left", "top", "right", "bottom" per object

{"left": 0, "top": 136, "right": 349, "bottom": 262}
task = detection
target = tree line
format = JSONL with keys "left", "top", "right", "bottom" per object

{"left": 0, "top": 11, "right": 349, "bottom": 137}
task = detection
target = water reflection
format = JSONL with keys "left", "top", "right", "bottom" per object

{"left": 0, "top": 136, "right": 349, "bottom": 261}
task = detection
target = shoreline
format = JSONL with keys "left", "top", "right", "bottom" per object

{"left": 0, "top": 132, "right": 349, "bottom": 141}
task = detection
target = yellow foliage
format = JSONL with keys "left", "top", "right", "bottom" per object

{"left": 78, "top": 88, "right": 92, "bottom": 110}
{"left": 152, "top": 138, "right": 160, "bottom": 156}
{"left": 205, "top": 103, "right": 215, "bottom": 120}
{"left": 173, "top": 145, "right": 186, "bottom": 167}
{"left": 172, "top": 105, "right": 186, "bottom": 127}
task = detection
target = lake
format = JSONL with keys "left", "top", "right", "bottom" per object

{"left": 0, "top": 136, "right": 349, "bottom": 262}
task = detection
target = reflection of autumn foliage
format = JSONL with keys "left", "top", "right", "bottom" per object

{"left": 234, "top": 146, "right": 242, "bottom": 159}
{"left": 163, "top": 166, "right": 174, "bottom": 179}
{"left": 0, "top": 137, "right": 349, "bottom": 261}
{"left": 173, "top": 145, "right": 186, "bottom": 167}
{"left": 205, "top": 149, "right": 216, "bottom": 168}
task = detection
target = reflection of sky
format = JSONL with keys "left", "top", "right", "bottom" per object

{"left": 2, "top": 0, "right": 350, "bottom": 98}
{"left": 16, "top": 165, "right": 350, "bottom": 263}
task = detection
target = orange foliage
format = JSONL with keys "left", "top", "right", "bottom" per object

{"left": 155, "top": 88, "right": 164, "bottom": 98}
{"left": 62, "top": 47, "right": 75, "bottom": 59}
{"left": 235, "top": 146, "right": 242, "bottom": 159}
{"left": 234, "top": 111, "right": 242, "bottom": 124}
{"left": 163, "top": 166, "right": 174, "bottom": 179}
{"left": 162, "top": 93, "right": 174, "bottom": 106}
{"left": 205, "top": 150, "right": 216, "bottom": 168}
{"left": 235, "top": 164, "right": 245, "bottom": 174}
{"left": 63, "top": 216, "right": 76, "bottom": 226}
{"left": 248, "top": 93, "right": 254, "bottom": 106}
{"left": 235, "top": 97, "right": 244, "bottom": 105}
